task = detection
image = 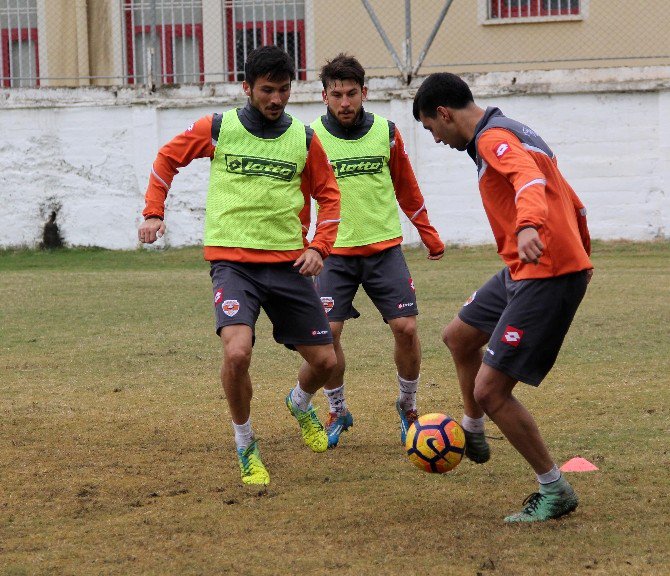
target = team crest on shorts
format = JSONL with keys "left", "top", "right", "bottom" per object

{"left": 501, "top": 325, "right": 524, "bottom": 347}
{"left": 463, "top": 291, "right": 477, "bottom": 306}
{"left": 222, "top": 299, "right": 240, "bottom": 317}
{"left": 214, "top": 288, "right": 224, "bottom": 306}
{"left": 320, "top": 296, "right": 334, "bottom": 314}
{"left": 409, "top": 277, "right": 415, "bottom": 292}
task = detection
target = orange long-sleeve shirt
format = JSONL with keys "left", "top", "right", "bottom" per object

{"left": 473, "top": 110, "right": 592, "bottom": 280}
{"left": 328, "top": 125, "right": 444, "bottom": 257}
{"left": 142, "top": 112, "right": 341, "bottom": 263}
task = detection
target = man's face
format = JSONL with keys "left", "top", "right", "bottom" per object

{"left": 244, "top": 75, "right": 291, "bottom": 121}
{"left": 323, "top": 79, "right": 367, "bottom": 127}
{"left": 419, "top": 108, "right": 468, "bottom": 151}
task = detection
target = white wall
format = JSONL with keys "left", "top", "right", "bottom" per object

{"left": 1, "top": 67, "right": 669, "bottom": 249}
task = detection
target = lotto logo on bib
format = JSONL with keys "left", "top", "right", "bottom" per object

{"left": 501, "top": 325, "right": 524, "bottom": 347}
{"left": 221, "top": 299, "right": 240, "bottom": 317}
{"left": 225, "top": 154, "right": 297, "bottom": 181}
{"left": 331, "top": 156, "right": 385, "bottom": 178}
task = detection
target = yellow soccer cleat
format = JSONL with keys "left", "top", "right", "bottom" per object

{"left": 285, "top": 390, "right": 328, "bottom": 453}
{"left": 237, "top": 440, "right": 270, "bottom": 485}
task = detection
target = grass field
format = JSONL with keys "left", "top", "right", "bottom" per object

{"left": 1, "top": 242, "right": 669, "bottom": 575}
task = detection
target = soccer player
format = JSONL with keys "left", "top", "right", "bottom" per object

{"left": 304, "top": 54, "right": 445, "bottom": 448}
{"left": 138, "top": 46, "right": 341, "bottom": 486}
{"left": 413, "top": 72, "right": 593, "bottom": 522}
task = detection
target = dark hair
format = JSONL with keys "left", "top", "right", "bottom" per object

{"left": 412, "top": 73, "right": 474, "bottom": 120}
{"left": 244, "top": 45, "right": 295, "bottom": 86}
{"left": 319, "top": 53, "right": 365, "bottom": 90}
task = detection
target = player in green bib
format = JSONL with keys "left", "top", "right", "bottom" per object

{"left": 139, "top": 46, "right": 342, "bottom": 486}
{"left": 302, "top": 54, "right": 445, "bottom": 448}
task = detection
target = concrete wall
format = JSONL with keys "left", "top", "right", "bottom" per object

{"left": 1, "top": 66, "right": 669, "bottom": 250}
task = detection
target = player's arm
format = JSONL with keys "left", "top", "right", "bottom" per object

{"left": 478, "top": 129, "right": 549, "bottom": 263}
{"left": 139, "top": 115, "right": 216, "bottom": 244}
{"left": 389, "top": 128, "right": 445, "bottom": 260}
{"left": 568, "top": 186, "right": 591, "bottom": 257}
{"left": 300, "top": 132, "right": 341, "bottom": 264}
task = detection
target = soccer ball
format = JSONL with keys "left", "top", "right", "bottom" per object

{"left": 405, "top": 413, "right": 466, "bottom": 473}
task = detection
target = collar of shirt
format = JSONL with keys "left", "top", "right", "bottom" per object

{"left": 322, "top": 107, "right": 374, "bottom": 140}
{"left": 238, "top": 101, "right": 293, "bottom": 139}
{"left": 466, "top": 106, "right": 504, "bottom": 162}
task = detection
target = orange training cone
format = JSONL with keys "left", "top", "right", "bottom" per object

{"left": 560, "top": 457, "right": 599, "bottom": 472}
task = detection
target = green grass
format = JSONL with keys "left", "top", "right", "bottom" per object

{"left": 1, "top": 241, "right": 669, "bottom": 575}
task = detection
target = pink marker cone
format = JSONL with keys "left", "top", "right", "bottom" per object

{"left": 560, "top": 457, "right": 599, "bottom": 472}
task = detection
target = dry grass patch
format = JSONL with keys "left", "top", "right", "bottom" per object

{"left": 1, "top": 242, "right": 668, "bottom": 575}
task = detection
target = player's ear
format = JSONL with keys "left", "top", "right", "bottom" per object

{"left": 436, "top": 105, "right": 451, "bottom": 123}
{"left": 321, "top": 89, "right": 328, "bottom": 104}
{"left": 242, "top": 81, "right": 251, "bottom": 97}
{"left": 361, "top": 85, "right": 368, "bottom": 101}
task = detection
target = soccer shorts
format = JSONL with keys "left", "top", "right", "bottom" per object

{"left": 210, "top": 260, "right": 332, "bottom": 349}
{"left": 458, "top": 267, "right": 589, "bottom": 386}
{"left": 314, "top": 245, "right": 418, "bottom": 323}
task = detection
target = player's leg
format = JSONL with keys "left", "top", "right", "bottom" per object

{"left": 480, "top": 270, "right": 589, "bottom": 521}
{"left": 444, "top": 270, "right": 508, "bottom": 463}
{"left": 388, "top": 315, "right": 421, "bottom": 444}
{"left": 264, "top": 263, "right": 337, "bottom": 453}
{"left": 312, "top": 321, "right": 355, "bottom": 447}
{"left": 361, "top": 246, "right": 419, "bottom": 444}
{"left": 220, "top": 325, "right": 269, "bottom": 486}
{"left": 311, "top": 255, "right": 360, "bottom": 447}
{"left": 474, "top": 364, "right": 577, "bottom": 522}
{"left": 288, "top": 343, "right": 337, "bottom": 453}
{"left": 211, "top": 261, "right": 268, "bottom": 485}
{"left": 442, "top": 316, "right": 491, "bottom": 463}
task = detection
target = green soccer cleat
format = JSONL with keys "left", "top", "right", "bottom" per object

{"left": 463, "top": 429, "right": 491, "bottom": 464}
{"left": 236, "top": 439, "right": 270, "bottom": 485}
{"left": 504, "top": 478, "right": 578, "bottom": 523}
{"left": 285, "top": 390, "right": 328, "bottom": 453}
{"left": 396, "top": 399, "right": 418, "bottom": 445}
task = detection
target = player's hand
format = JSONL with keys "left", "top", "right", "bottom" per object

{"left": 586, "top": 269, "right": 594, "bottom": 284}
{"left": 294, "top": 248, "right": 323, "bottom": 276}
{"left": 138, "top": 217, "right": 165, "bottom": 244}
{"left": 517, "top": 227, "right": 543, "bottom": 264}
{"left": 427, "top": 251, "right": 444, "bottom": 261}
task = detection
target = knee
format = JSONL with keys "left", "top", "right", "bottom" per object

{"left": 473, "top": 378, "right": 505, "bottom": 416}
{"left": 392, "top": 318, "right": 418, "bottom": 344}
{"left": 311, "top": 348, "right": 338, "bottom": 377}
{"left": 443, "top": 322, "right": 466, "bottom": 356}
{"left": 224, "top": 345, "right": 252, "bottom": 375}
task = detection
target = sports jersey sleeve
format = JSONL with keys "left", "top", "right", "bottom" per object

{"left": 301, "top": 132, "right": 340, "bottom": 258}
{"left": 477, "top": 128, "right": 548, "bottom": 233}
{"left": 390, "top": 128, "right": 444, "bottom": 256}
{"left": 568, "top": 185, "right": 591, "bottom": 256}
{"left": 142, "top": 115, "right": 216, "bottom": 220}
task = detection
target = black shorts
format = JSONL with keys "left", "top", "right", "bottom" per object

{"left": 210, "top": 260, "right": 332, "bottom": 349}
{"left": 458, "top": 268, "right": 588, "bottom": 386}
{"left": 314, "top": 245, "right": 418, "bottom": 322}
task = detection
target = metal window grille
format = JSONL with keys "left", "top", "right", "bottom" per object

{"left": 225, "top": 0, "right": 305, "bottom": 81}
{"left": 0, "top": 0, "right": 38, "bottom": 87}
{"left": 123, "top": 0, "right": 204, "bottom": 85}
{"left": 488, "top": 0, "right": 580, "bottom": 19}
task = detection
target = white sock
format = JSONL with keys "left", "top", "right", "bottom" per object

{"left": 397, "top": 374, "right": 419, "bottom": 411}
{"left": 324, "top": 384, "right": 347, "bottom": 415}
{"left": 537, "top": 464, "right": 561, "bottom": 485}
{"left": 461, "top": 414, "right": 486, "bottom": 434}
{"left": 232, "top": 418, "right": 254, "bottom": 449}
{"left": 291, "top": 382, "right": 313, "bottom": 412}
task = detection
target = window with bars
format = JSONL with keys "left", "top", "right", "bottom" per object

{"left": 0, "top": 0, "right": 39, "bottom": 87}
{"left": 226, "top": 0, "right": 305, "bottom": 81}
{"left": 488, "top": 0, "right": 581, "bottom": 20}
{"left": 124, "top": 0, "right": 203, "bottom": 85}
